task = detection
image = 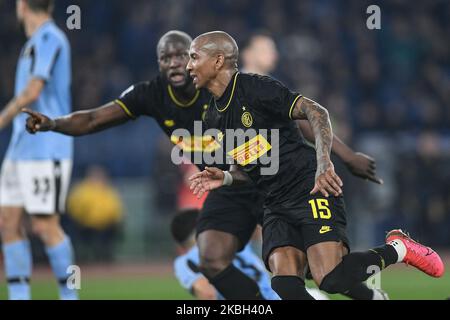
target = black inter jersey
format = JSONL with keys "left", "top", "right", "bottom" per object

{"left": 116, "top": 74, "right": 260, "bottom": 200}
{"left": 204, "top": 72, "right": 318, "bottom": 206}
{"left": 115, "top": 75, "right": 222, "bottom": 171}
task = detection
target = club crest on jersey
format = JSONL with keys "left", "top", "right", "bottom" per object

{"left": 241, "top": 111, "right": 253, "bottom": 128}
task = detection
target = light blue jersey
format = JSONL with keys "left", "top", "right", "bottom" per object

{"left": 174, "top": 244, "right": 280, "bottom": 300}
{"left": 6, "top": 20, "right": 73, "bottom": 161}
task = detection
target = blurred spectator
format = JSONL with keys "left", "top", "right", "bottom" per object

{"left": 241, "top": 33, "right": 279, "bottom": 75}
{"left": 177, "top": 163, "right": 208, "bottom": 210}
{"left": 67, "top": 166, "right": 124, "bottom": 262}
{"left": 151, "top": 136, "right": 182, "bottom": 215}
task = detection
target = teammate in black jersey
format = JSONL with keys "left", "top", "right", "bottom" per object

{"left": 188, "top": 31, "right": 444, "bottom": 300}
{"left": 23, "top": 30, "right": 388, "bottom": 300}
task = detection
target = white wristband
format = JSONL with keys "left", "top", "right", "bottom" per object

{"left": 222, "top": 171, "right": 233, "bottom": 186}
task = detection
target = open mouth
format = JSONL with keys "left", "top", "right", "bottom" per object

{"left": 169, "top": 72, "right": 186, "bottom": 84}
{"left": 190, "top": 73, "right": 198, "bottom": 84}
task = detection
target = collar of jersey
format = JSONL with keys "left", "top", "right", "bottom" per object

{"left": 168, "top": 85, "right": 200, "bottom": 108}
{"left": 33, "top": 19, "right": 53, "bottom": 37}
{"left": 214, "top": 72, "right": 239, "bottom": 113}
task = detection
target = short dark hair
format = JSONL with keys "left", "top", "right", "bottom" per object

{"left": 170, "top": 209, "right": 200, "bottom": 245}
{"left": 26, "top": 0, "right": 54, "bottom": 13}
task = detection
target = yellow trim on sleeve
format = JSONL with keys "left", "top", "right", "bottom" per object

{"left": 215, "top": 72, "right": 239, "bottom": 113}
{"left": 115, "top": 99, "right": 135, "bottom": 119}
{"left": 289, "top": 95, "right": 303, "bottom": 120}
{"left": 168, "top": 85, "right": 200, "bottom": 107}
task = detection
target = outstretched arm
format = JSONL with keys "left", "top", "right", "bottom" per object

{"left": 23, "top": 101, "right": 130, "bottom": 137}
{"left": 297, "top": 120, "right": 383, "bottom": 184}
{"left": 0, "top": 79, "right": 44, "bottom": 130}
{"left": 291, "top": 97, "right": 343, "bottom": 197}
{"left": 189, "top": 165, "right": 250, "bottom": 198}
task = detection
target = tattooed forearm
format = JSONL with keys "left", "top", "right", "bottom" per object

{"left": 291, "top": 97, "right": 333, "bottom": 171}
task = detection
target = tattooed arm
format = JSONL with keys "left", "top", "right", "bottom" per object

{"left": 297, "top": 120, "right": 383, "bottom": 184}
{"left": 291, "top": 97, "right": 343, "bottom": 197}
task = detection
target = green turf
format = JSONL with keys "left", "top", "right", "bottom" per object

{"left": 0, "top": 276, "right": 193, "bottom": 300}
{"left": 1, "top": 267, "right": 448, "bottom": 300}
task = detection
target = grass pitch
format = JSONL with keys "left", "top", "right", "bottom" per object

{"left": 0, "top": 264, "right": 448, "bottom": 300}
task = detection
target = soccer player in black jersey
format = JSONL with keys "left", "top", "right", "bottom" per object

{"left": 23, "top": 30, "right": 390, "bottom": 300}
{"left": 187, "top": 31, "right": 445, "bottom": 300}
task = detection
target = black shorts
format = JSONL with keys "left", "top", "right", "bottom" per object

{"left": 196, "top": 184, "right": 264, "bottom": 251}
{"left": 262, "top": 194, "right": 349, "bottom": 271}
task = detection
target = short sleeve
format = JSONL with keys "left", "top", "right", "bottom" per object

{"left": 32, "top": 32, "right": 61, "bottom": 81}
{"left": 244, "top": 74, "right": 302, "bottom": 121}
{"left": 115, "top": 80, "right": 161, "bottom": 119}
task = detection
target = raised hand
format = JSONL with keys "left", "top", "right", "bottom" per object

{"left": 189, "top": 167, "right": 225, "bottom": 199}
{"left": 311, "top": 161, "right": 343, "bottom": 198}
{"left": 22, "top": 108, "right": 55, "bottom": 134}
{"left": 345, "top": 152, "right": 383, "bottom": 185}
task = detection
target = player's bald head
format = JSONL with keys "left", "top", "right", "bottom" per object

{"left": 192, "top": 31, "right": 239, "bottom": 69}
{"left": 157, "top": 30, "right": 192, "bottom": 57}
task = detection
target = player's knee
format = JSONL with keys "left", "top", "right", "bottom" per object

{"left": 0, "top": 211, "right": 22, "bottom": 240}
{"left": 199, "top": 246, "right": 234, "bottom": 277}
{"left": 197, "top": 232, "right": 238, "bottom": 277}
{"left": 31, "top": 219, "right": 49, "bottom": 238}
{"left": 199, "top": 252, "right": 233, "bottom": 277}
{"left": 31, "top": 217, "right": 62, "bottom": 243}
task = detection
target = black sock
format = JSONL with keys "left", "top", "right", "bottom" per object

{"left": 320, "top": 246, "right": 398, "bottom": 294}
{"left": 370, "top": 245, "right": 398, "bottom": 268}
{"left": 344, "top": 282, "right": 374, "bottom": 300}
{"left": 208, "top": 264, "right": 264, "bottom": 300}
{"left": 271, "top": 276, "right": 314, "bottom": 300}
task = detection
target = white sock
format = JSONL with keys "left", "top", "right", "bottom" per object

{"left": 388, "top": 239, "right": 407, "bottom": 263}
{"left": 372, "top": 289, "right": 389, "bottom": 300}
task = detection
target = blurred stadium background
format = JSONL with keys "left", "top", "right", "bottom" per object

{"left": 0, "top": 0, "right": 449, "bottom": 299}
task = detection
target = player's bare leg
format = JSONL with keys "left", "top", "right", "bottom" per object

{"left": 198, "top": 230, "right": 238, "bottom": 277}
{"left": 197, "top": 230, "right": 264, "bottom": 299}
{"left": 0, "top": 207, "right": 26, "bottom": 242}
{"left": 0, "top": 207, "right": 32, "bottom": 300}
{"left": 307, "top": 241, "right": 345, "bottom": 287}
{"left": 31, "top": 215, "right": 65, "bottom": 246}
{"left": 268, "top": 246, "right": 314, "bottom": 300}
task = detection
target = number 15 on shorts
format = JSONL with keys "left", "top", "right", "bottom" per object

{"left": 308, "top": 199, "right": 332, "bottom": 220}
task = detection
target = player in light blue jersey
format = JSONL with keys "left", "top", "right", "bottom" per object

{"left": 0, "top": 0, "right": 76, "bottom": 300}
{"left": 171, "top": 209, "right": 329, "bottom": 300}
